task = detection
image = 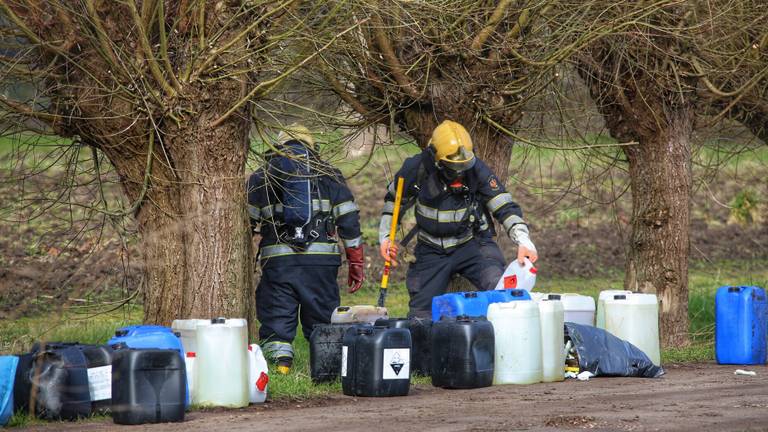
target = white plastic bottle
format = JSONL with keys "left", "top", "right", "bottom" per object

{"left": 604, "top": 293, "right": 661, "bottom": 365}
{"left": 538, "top": 295, "right": 565, "bottom": 382}
{"left": 195, "top": 318, "right": 249, "bottom": 407}
{"left": 184, "top": 351, "right": 196, "bottom": 404}
{"left": 596, "top": 290, "right": 632, "bottom": 329}
{"left": 487, "top": 301, "right": 542, "bottom": 385}
{"left": 247, "top": 344, "right": 269, "bottom": 404}
{"left": 494, "top": 258, "right": 537, "bottom": 291}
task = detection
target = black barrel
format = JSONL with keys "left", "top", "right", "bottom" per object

{"left": 309, "top": 323, "right": 358, "bottom": 383}
{"left": 13, "top": 345, "right": 91, "bottom": 420}
{"left": 30, "top": 343, "right": 114, "bottom": 414}
{"left": 431, "top": 315, "right": 494, "bottom": 389}
{"left": 341, "top": 325, "right": 411, "bottom": 397}
{"left": 111, "top": 348, "right": 185, "bottom": 425}
{"left": 374, "top": 318, "right": 432, "bottom": 376}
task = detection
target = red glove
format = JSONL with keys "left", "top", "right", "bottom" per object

{"left": 345, "top": 245, "right": 365, "bottom": 293}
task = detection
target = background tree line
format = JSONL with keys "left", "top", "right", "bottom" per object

{"left": 0, "top": 0, "right": 765, "bottom": 346}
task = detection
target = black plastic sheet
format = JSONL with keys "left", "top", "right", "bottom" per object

{"left": 565, "top": 322, "right": 664, "bottom": 378}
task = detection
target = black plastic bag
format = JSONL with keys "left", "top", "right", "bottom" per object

{"left": 565, "top": 323, "right": 664, "bottom": 378}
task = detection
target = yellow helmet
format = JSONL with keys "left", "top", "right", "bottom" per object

{"left": 429, "top": 120, "right": 476, "bottom": 173}
{"left": 277, "top": 123, "right": 315, "bottom": 149}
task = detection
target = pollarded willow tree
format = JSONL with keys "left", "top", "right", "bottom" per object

{"left": 310, "top": 0, "right": 615, "bottom": 179}
{"left": 570, "top": 0, "right": 738, "bottom": 346}
{"left": 0, "top": 1, "right": 346, "bottom": 325}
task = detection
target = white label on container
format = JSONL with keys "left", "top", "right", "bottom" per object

{"left": 382, "top": 348, "right": 410, "bottom": 380}
{"left": 87, "top": 365, "right": 112, "bottom": 401}
{"left": 341, "top": 346, "right": 348, "bottom": 377}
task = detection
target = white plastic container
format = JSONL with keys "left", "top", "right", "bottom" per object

{"left": 494, "top": 258, "right": 537, "bottom": 291}
{"left": 330, "top": 305, "right": 388, "bottom": 324}
{"left": 184, "top": 351, "right": 196, "bottom": 403}
{"left": 487, "top": 301, "right": 542, "bottom": 385}
{"left": 596, "top": 290, "right": 632, "bottom": 329}
{"left": 195, "top": 318, "right": 249, "bottom": 407}
{"left": 247, "top": 344, "right": 269, "bottom": 404}
{"left": 557, "top": 293, "right": 596, "bottom": 326}
{"left": 604, "top": 293, "right": 661, "bottom": 365}
{"left": 529, "top": 292, "right": 546, "bottom": 302}
{"left": 538, "top": 296, "right": 565, "bottom": 382}
{"left": 171, "top": 319, "right": 209, "bottom": 354}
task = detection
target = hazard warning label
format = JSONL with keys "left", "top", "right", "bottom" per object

{"left": 382, "top": 348, "right": 410, "bottom": 380}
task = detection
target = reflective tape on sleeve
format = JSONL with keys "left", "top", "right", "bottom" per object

{"left": 333, "top": 201, "right": 359, "bottom": 218}
{"left": 486, "top": 193, "right": 514, "bottom": 213}
{"left": 248, "top": 204, "right": 261, "bottom": 220}
{"left": 382, "top": 201, "right": 395, "bottom": 214}
{"left": 502, "top": 214, "right": 526, "bottom": 232}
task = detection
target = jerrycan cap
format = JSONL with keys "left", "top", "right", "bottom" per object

{"left": 336, "top": 306, "right": 351, "bottom": 312}
{"left": 356, "top": 326, "right": 374, "bottom": 335}
{"left": 463, "top": 292, "right": 478, "bottom": 298}
{"left": 511, "top": 289, "right": 525, "bottom": 297}
{"left": 728, "top": 286, "right": 741, "bottom": 293}
{"left": 456, "top": 315, "right": 472, "bottom": 322}
{"left": 211, "top": 317, "right": 226, "bottom": 324}
{"left": 613, "top": 294, "right": 627, "bottom": 300}
{"left": 547, "top": 294, "right": 561, "bottom": 300}
{"left": 114, "top": 329, "right": 128, "bottom": 337}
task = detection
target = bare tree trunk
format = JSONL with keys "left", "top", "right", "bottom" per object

{"left": 167, "top": 88, "right": 253, "bottom": 321}
{"left": 623, "top": 111, "right": 693, "bottom": 347}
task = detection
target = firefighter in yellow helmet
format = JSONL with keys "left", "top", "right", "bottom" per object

{"left": 378, "top": 120, "right": 537, "bottom": 318}
{"left": 247, "top": 124, "right": 364, "bottom": 373}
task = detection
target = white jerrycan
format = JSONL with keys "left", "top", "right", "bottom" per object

{"left": 247, "top": 344, "right": 269, "bottom": 404}
{"left": 596, "top": 290, "right": 632, "bottom": 329}
{"left": 487, "top": 301, "right": 542, "bottom": 385}
{"left": 494, "top": 258, "right": 537, "bottom": 291}
{"left": 538, "top": 295, "right": 565, "bottom": 382}
{"left": 604, "top": 293, "right": 661, "bottom": 365}
{"left": 171, "top": 319, "right": 209, "bottom": 355}
{"left": 195, "top": 318, "right": 249, "bottom": 407}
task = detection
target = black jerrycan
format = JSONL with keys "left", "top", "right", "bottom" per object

{"left": 375, "top": 317, "right": 432, "bottom": 376}
{"left": 30, "top": 342, "right": 114, "bottom": 414}
{"left": 13, "top": 344, "right": 92, "bottom": 420}
{"left": 341, "top": 325, "right": 411, "bottom": 397}
{"left": 431, "top": 315, "right": 494, "bottom": 389}
{"left": 309, "top": 323, "right": 359, "bottom": 383}
{"left": 111, "top": 348, "right": 186, "bottom": 425}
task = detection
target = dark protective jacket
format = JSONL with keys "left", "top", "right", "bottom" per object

{"left": 379, "top": 149, "right": 528, "bottom": 250}
{"left": 248, "top": 142, "right": 362, "bottom": 268}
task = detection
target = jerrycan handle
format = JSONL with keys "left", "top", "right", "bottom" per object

{"left": 211, "top": 317, "right": 226, "bottom": 324}
{"left": 114, "top": 329, "right": 128, "bottom": 337}
{"left": 728, "top": 286, "right": 741, "bottom": 293}
{"left": 464, "top": 292, "right": 478, "bottom": 298}
{"left": 337, "top": 306, "right": 351, "bottom": 312}
{"left": 456, "top": 315, "right": 471, "bottom": 322}
{"left": 613, "top": 294, "right": 627, "bottom": 300}
{"left": 511, "top": 290, "right": 524, "bottom": 297}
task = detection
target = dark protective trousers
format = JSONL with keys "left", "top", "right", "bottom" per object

{"left": 406, "top": 237, "right": 506, "bottom": 318}
{"left": 257, "top": 264, "right": 341, "bottom": 343}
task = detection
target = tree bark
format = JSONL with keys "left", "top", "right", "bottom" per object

{"left": 623, "top": 111, "right": 693, "bottom": 347}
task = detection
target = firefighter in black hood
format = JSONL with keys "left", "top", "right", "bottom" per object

{"left": 378, "top": 120, "right": 537, "bottom": 318}
{"left": 247, "top": 125, "right": 364, "bottom": 374}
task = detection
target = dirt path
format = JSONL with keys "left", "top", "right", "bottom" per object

{"left": 22, "top": 363, "right": 768, "bottom": 431}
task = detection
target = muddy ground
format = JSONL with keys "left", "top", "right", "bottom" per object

{"left": 20, "top": 363, "right": 768, "bottom": 432}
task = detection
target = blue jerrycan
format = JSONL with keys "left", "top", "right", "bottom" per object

{"left": 715, "top": 286, "right": 767, "bottom": 365}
